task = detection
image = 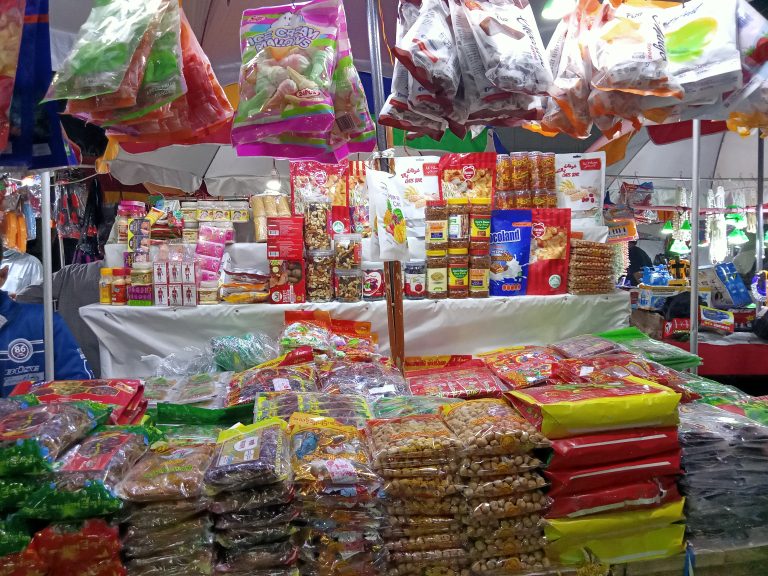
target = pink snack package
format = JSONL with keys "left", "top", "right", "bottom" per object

{"left": 232, "top": 0, "right": 340, "bottom": 152}
{"left": 195, "top": 240, "right": 225, "bottom": 259}
{"left": 199, "top": 223, "right": 235, "bottom": 245}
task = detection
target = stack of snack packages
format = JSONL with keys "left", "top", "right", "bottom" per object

{"left": 367, "top": 414, "right": 465, "bottom": 576}
{"left": 116, "top": 439, "right": 216, "bottom": 576}
{"left": 443, "top": 399, "right": 551, "bottom": 576}
{"left": 267, "top": 215, "right": 306, "bottom": 304}
{"left": 568, "top": 239, "right": 615, "bottom": 295}
{"left": 153, "top": 259, "right": 198, "bottom": 307}
{"left": 205, "top": 419, "right": 299, "bottom": 575}
{"left": 679, "top": 403, "right": 768, "bottom": 548}
{"left": 290, "top": 412, "right": 385, "bottom": 576}
{"left": 508, "top": 342, "right": 686, "bottom": 566}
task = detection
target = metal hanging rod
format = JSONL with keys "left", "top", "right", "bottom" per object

{"left": 607, "top": 175, "right": 765, "bottom": 181}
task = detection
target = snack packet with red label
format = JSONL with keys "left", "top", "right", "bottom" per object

{"left": 527, "top": 208, "right": 570, "bottom": 295}
{"left": 281, "top": 310, "right": 335, "bottom": 355}
{"left": 439, "top": 153, "right": 497, "bottom": 201}
{"left": 404, "top": 355, "right": 475, "bottom": 373}
{"left": 479, "top": 346, "right": 563, "bottom": 389}
{"left": 28, "top": 519, "right": 122, "bottom": 574}
{"left": 407, "top": 361, "right": 508, "bottom": 399}
{"left": 290, "top": 160, "right": 349, "bottom": 236}
{"left": 329, "top": 320, "right": 375, "bottom": 362}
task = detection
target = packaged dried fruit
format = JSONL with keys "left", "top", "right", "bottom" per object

{"left": 470, "top": 550, "right": 551, "bottom": 574}
{"left": 213, "top": 502, "right": 300, "bottom": 530}
{"left": 117, "top": 443, "right": 215, "bottom": 502}
{"left": 117, "top": 497, "right": 211, "bottom": 531}
{"left": 383, "top": 476, "right": 458, "bottom": 500}
{"left": 386, "top": 533, "right": 465, "bottom": 553}
{"left": 321, "top": 360, "right": 408, "bottom": 400}
{"left": 122, "top": 515, "right": 212, "bottom": 559}
{"left": 329, "top": 320, "right": 375, "bottom": 361}
{"left": 231, "top": 0, "right": 340, "bottom": 150}
{"left": 478, "top": 346, "right": 563, "bottom": 390}
{"left": 28, "top": 519, "right": 122, "bottom": 572}
{"left": 441, "top": 399, "right": 548, "bottom": 456}
{"left": 216, "top": 540, "right": 299, "bottom": 572}
{"left": 452, "top": 454, "right": 543, "bottom": 478}
{"left": 204, "top": 419, "right": 291, "bottom": 493}
{"left": 551, "top": 334, "right": 624, "bottom": 358}
{"left": 289, "top": 413, "right": 376, "bottom": 485}
{"left": 366, "top": 414, "right": 462, "bottom": 465}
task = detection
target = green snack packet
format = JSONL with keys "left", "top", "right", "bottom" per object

{"left": 0, "top": 515, "right": 32, "bottom": 557}
{"left": 0, "top": 478, "right": 40, "bottom": 513}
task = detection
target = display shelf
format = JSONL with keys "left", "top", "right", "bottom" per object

{"left": 80, "top": 291, "right": 630, "bottom": 378}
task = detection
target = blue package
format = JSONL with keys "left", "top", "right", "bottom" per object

{"left": 489, "top": 210, "right": 532, "bottom": 297}
{"left": 715, "top": 262, "right": 752, "bottom": 308}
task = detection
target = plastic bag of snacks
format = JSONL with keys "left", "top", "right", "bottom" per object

{"left": 204, "top": 419, "right": 291, "bottom": 493}
{"left": 508, "top": 377, "right": 681, "bottom": 439}
{"left": 479, "top": 346, "right": 563, "bottom": 389}
{"left": 45, "top": 0, "right": 165, "bottom": 105}
{"left": 366, "top": 415, "right": 462, "bottom": 467}
{"left": 117, "top": 443, "right": 215, "bottom": 502}
{"left": 439, "top": 153, "right": 496, "bottom": 201}
{"left": 28, "top": 519, "right": 123, "bottom": 574}
{"left": 0, "top": 0, "right": 24, "bottom": 151}
{"left": 122, "top": 514, "right": 212, "bottom": 559}
{"left": 451, "top": 453, "right": 543, "bottom": 478}
{"left": 463, "top": 490, "right": 551, "bottom": 521}
{"left": 20, "top": 426, "right": 154, "bottom": 520}
{"left": 280, "top": 310, "right": 336, "bottom": 355}
{"left": 0, "top": 402, "right": 103, "bottom": 476}
{"left": 210, "top": 484, "right": 296, "bottom": 515}
{"left": 373, "top": 396, "right": 462, "bottom": 419}
{"left": 0, "top": 478, "right": 38, "bottom": 513}
{"left": 231, "top": 0, "right": 340, "bottom": 150}
{"left": 211, "top": 332, "right": 279, "bottom": 372}
{"left": 329, "top": 320, "right": 375, "bottom": 362}
{"left": 551, "top": 333, "right": 624, "bottom": 358}
{"left": 321, "top": 360, "right": 408, "bottom": 400}
{"left": 117, "top": 497, "right": 211, "bottom": 531}
{"left": 255, "top": 392, "right": 372, "bottom": 429}
{"left": 0, "top": 395, "right": 38, "bottom": 418}
{"left": 407, "top": 361, "right": 508, "bottom": 399}
{"left": 441, "top": 399, "right": 548, "bottom": 456}
{"left": 227, "top": 354, "right": 318, "bottom": 407}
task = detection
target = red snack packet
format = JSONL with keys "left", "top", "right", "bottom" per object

{"left": 545, "top": 450, "right": 682, "bottom": 497}
{"left": 546, "top": 477, "right": 681, "bottom": 519}
{"left": 527, "top": 208, "right": 570, "bottom": 296}
{"left": 546, "top": 427, "right": 680, "bottom": 471}
{"left": 289, "top": 160, "right": 349, "bottom": 235}
{"left": 0, "top": 548, "right": 47, "bottom": 576}
{"left": 479, "top": 346, "right": 563, "bottom": 390}
{"left": 403, "top": 355, "right": 475, "bottom": 373}
{"left": 29, "top": 519, "right": 121, "bottom": 571}
{"left": 438, "top": 153, "right": 497, "bottom": 202}
{"left": 407, "top": 361, "right": 507, "bottom": 399}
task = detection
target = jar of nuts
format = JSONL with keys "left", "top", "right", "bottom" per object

{"left": 334, "top": 233, "right": 362, "bottom": 269}
{"left": 334, "top": 269, "right": 363, "bottom": 303}
{"left": 304, "top": 200, "right": 331, "bottom": 250}
{"left": 306, "top": 249, "right": 334, "bottom": 302}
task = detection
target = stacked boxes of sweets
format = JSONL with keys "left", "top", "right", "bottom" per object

{"left": 205, "top": 420, "right": 300, "bottom": 575}
{"left": 443, "top": 399, "right": 551, "bottom": 576}
{"left": 678, "top": 403, "right": 768, "bottom": 548}
{"left": 116, "top": 437, "right": 216, "bottom": 576}
{"left": 568, "top": 239, "right": 615, "bottom": 295}
{"left": 155, "top": 258, "right": 198, "bottom": 308}
{"left": 509, "top": 336, "right": 686, "bottom": 567}
{"left": 289, "top": 413, "right": 385, "bottom": 576}
{"left": 366, "top": 415, "right": 466, "bottom": 576}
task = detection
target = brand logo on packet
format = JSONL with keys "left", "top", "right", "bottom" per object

{"left": 423, "top": 163, "right": 439, "bottom": 176}
{"left": 580, "top": 158, "right": 602, "bottom": 171}
{"left": 313, "top": 171, "right": 328, "bottom": 185}
{"left": 462, "top": 165, "right": 476, "bottom": 180}
{"left": 532, "top": 221, "right": 546, "bottom": 238}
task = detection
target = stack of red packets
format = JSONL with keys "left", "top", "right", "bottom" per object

{"left": 11, "top": 379, "right": 147, "bottom": 424}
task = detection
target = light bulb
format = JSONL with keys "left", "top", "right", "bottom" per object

{"left": 669, "top": 238, "right": 690, "bottom": 254}
{"left": 680, "top": 219, "right": 692, "bottom": 232}
{"left": 265, "top": 166, "right": 281, "bottom": 192}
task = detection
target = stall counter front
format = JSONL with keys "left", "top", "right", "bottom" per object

{"left": 80, "top": 291, "right": 631, "bottom": 378}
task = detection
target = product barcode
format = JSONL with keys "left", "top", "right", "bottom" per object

{"left": 336, "top": 114, "right": 357, "bottom": 132}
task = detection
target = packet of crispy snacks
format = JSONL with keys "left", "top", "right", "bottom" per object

{"left": 290, "top": 160, "right": 350, "bottom": 236}
{"left": 555, "top": 153, "right": 605, "bottom": 224}
{"left": 393, "top": 156, "right": 440, "bottom": 236}
{"left": 348, "top": 160, "right": 371, "bottom": 237}
{"left": 527, "top": 208, "right": 570, "bottom": 295}
{"left": 439, "top": 153, "right": 497, "bottom": 201}
{"left": 368, "top": 168, "right": 410, "bottom": 261}
{"left": 463, "top": 0, "right": 553, "bottom": 96}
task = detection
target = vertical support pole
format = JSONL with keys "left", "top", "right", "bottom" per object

{"left": 366, "top": 0, "right": 404, "bottom": 369}
{"left": 689, "top": 120, "right": 701, "bottom": 365}
{"left": 757, "top": 137, "right": 765, "bottom": 315}
{"left": 41, "top": 171, "right": 55, "bottom": 381}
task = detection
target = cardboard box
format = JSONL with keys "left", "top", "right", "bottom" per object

{"left": 269, "top": 259, "right": 305, "bottom": 304}
{"left": 168, "top": 262, "right": 183, "bottom": 284}
{"left": 637, "top": 284, "right": 711, "bottom": 311}
{"left": 181, "top": 261, "right": 196, "bottom": 285}
{"left": 182, "top": 284, "right": 198, "bottom": 307}
{"left": 699, "top": 266, "right": 752, "bottom": 309}
{"left": 730, "top": 308, "right": 756, "bottom": 332}
{"left": 168, "top": 283, "right": 183, "bottom": 307}
{"left": 662, "top": 318, "right": 691, "bottom": 339}
{"left": 267, "top": 217, "right": 304, "bottom": 260}
{"left": 153, "top": 261, "right": 168, "bottom": 285}
{"left": 154, "top": 284, "right": 169, "bottom": 307}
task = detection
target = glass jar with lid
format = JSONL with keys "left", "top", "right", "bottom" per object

{"left": 403, "top": 260, "right": 426, "bottom": 300}
{"left": 469, "top": 199, "right": 492, "bottom": 250}
{"left": 448, "top": 247, "right": 469, "bottom": 299}
{"left": 426, "top": 250, "right": 448, "bottom": 300}
{"left": 131, "top": 262, "right": 153, "bottom": 286}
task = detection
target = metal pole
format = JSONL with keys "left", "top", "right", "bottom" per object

{"left": 41, "top": 171, "right": 55, "bottom": 380}
{"left": 689, "top": 120, "right": 701, "bottom": 365}
{"left": 757, "top": 137, "right": 765, "bottom": 315}
{"left": 366, "top": 0, "right": 389, "bottom": 160}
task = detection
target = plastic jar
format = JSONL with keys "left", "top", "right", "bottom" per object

{"left": 131, "top": 262, "right": 153, "bottom": 286}
{"left": 426, "top": 250, "right": 448, "bottom": 300}
{"left": 403, "top": 260, "right": 426, "bottom": 300}
{"left": 111, "top": 268, "right": 129, "bottom": 306}
{"left": 447, "top": 198, "right": 469, "bottom": 250}
{"left": 363, "top": 262, "right": 386, "bottom": 301}
{"left": 469, "top": 199, "right": 492, "bottom": 250}
{"left": 335, "top": 269, "right": 363, "bottom": 303}
{"left": 198, "top": 281, "right": 220, "bottom": 305}
{"left": 425, "top": 200, "right": 448, "bottom": 250}
{"left": 334, "top": 233, "right": 363, "bottom": 269}
{"left": 469, "top": 249, "right": 491, "bottom": 298}
{"left": 305, "top": 201, "right": 332, "bottom": 250}
{"left": 496, "top": 155, "right": 512, "bottom": 191}
{"left": 307, "top": 249, "right": 335, "bottom": 303}
{"left": 117, "top": 205, "right": 131, "bottom": 244}
{"left": 448, "top": 247, "right": 469, "bottom": 299}
{"left": 99, "top": 268, "right": 112, "bottom": 305}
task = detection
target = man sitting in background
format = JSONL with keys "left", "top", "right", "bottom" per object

{"left": 0, "top": 238, "right": 92, "bottom": 395}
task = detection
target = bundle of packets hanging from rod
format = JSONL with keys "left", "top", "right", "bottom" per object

{"left": 382, "top": 0, "right": 768, "bottom": 140}
{"left": 45, "top": 0, "right": 233, "bottom": 148}
{"left": 231, "top": 0, "right": 376, "bottom": 162}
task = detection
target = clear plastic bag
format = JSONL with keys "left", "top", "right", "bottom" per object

{"left": 204, "top": 419, "right": 292, "bottom": 493}
{"left": 216, "top": 524, "right": 298, "bottom": 549}
{"left": 118, "top": 497, "right": 211, "bottom": 530}
{"left": 458, "top": 471, "right": 547, "bottom": 499}
{"left": 384, "top": 515, "right": 462, "bottom": 538}
{"left": 255, "top": 392, "right": 372, "bottom": 429}
{"left": 373, "top": 396, "right": 462, "bottom": 419}
{"left": 227, "top": 363, "right": 319, "bottom": 406}
{"left": 383, "top": 476, "right": 459, "bottom": 500}
{"left": 125, "top": 548, "right": 214, "bottom": 576}
{"left": 122, "top": 515, "right": 213, "bottom": 559}
{"left": 478, "top": 347, "right": 562, "bottom": 390}
{"left": 216, "top": 540, "right": 299, "bottom": 572}
{"left": 463, "top": 490, "right": 551, "bottom": 520}
{"left": 440, "top": 399, "right": 548, "bottom": 456}
{"left": 467, "top": 532, "right": 546, "bottom": 559}
{"left": 551, "top": 334, "right": 624, "bottom": 358}
{"left": 321, "top": 361, "right": 408, "bottom": 400}
{"left": 451, "top": 454, "right": 543, "bottom": 478}
{"left": 470, "top": 551, "right": 551, "bottom": 575}
{"left": 385, "top": 496, "right": 463, "bottom": 518}
{"left": 211, "top": 332, "right": 279, "bottom": 372}
{"left": 386, "top": 533, "right": 465, "bottom": 553}
{"left": 210, "top": 483, "right": 295, "bottom": 515}
{"left": 366, "top": 415, "right": 462, "bottom": 466}
{"left": 214, "top": 503, "right": 301, "bottom": 530}
{"left": 117, "top": 443, "right": 215, "bottom": 502}
{"left": 464, "top": 513, "right": 544, "bottom": 538}
{"left": 280, "top": 310, "right": 335, "bottom": 354}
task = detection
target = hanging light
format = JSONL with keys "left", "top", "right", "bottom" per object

{"left": 265, "top": 159, "right": 281, "bottom": 192}
{"left": 542, "top": 0, "right": 575, "bottom": 20}
{"left": 680, "top": 219, "right": 692, "bottom": 232}
{"left": 660, "top": 220, "right": 674, "bottom": 235}
{"left": 727, "top": 228, "right": 749, "bottom": 245}
{"left": 725, "top": 205, "right": 748, "bottom": 230}
{"left": 669, "top": 238, "right": 691, "bottom": 255}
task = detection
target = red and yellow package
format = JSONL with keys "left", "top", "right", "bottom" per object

{"left": 280, "top": 310, "right": 335, "bottom": 354}
{"left": 507, "top": 377, "right": 681, "bottom": 439}
{"left": 0, "top": 0, "right": 24, "bottom": 151}
{"left": 330, "top": 319, "right": 375, "bottom": 362}
{"left": 478, "top": 346, "right": 563, "bottom": 389}
{"left": 527, "top": 208, "right": 570, "bottom": 295}
{"left": 438, "top": 153, "right": 497, "bottom": 201}
{"left": 403, "top": 355, "right": 475, "bottom": 373}
{"left": 407, "top": 361, "right": 507, "bottom": 399}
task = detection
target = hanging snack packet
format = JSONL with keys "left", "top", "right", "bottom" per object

{"left": 0, "top": 0, "right": 24, "bottom": 151}
{"left": 45, "top": 0, "right": 165, "bottom": 105}
{"left": 231, "top": 0, "right": 340, "bottom": 149}
{"left": 348, "top": 160, "right": 370, "bottom": 237}
{"left": 589, "top": 1, "right": 682, "bottom": 98}
{"left": 290, "top": 160, "right": 349, "bottom": 236}
{"left": 393, "top": 0, "right": 460, "bottom": 99}
{"left": 368, "top": 168, "right": 410, "bottom": 262}
{"left": 204, "top": 419, "right": 291, "bottom": 493}
{"left": 463, "top": 0, "right": 553, "bottom": 96}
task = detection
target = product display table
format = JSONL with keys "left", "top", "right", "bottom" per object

{"left": 80, "top": 291, "right": 630, "bottom": 378}
{"left": 667, "top": 331, "right": 768, "bottom": 377}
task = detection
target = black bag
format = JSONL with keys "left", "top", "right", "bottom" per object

{"left": 754, "top": 311, "right": 768, "bottom": 340}
{"left": 662, "top": 292, "right": 707, "bottom": 321}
